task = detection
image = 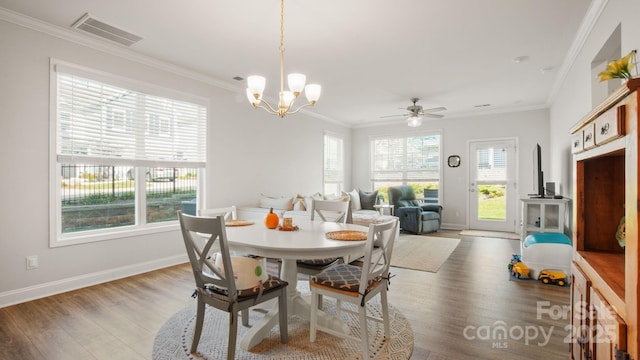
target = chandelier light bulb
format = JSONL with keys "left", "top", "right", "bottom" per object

{"left": 246, "top": 88, "right": 261, "bottom": 106}
{"left": 287, "top": 73, "right": 306, "bottom": 96}
{"left": 304, "top": 84, "right": 322, "bottom": 104}
{"left": 280, "top": 91, "right": 295, "bottom": 109}
{"left": 247, "top": 75, "right": 266, "bottom": 99}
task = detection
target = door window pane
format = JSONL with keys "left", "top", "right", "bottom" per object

{"left": 477, "top": 184, "right": 506, "bottom": 221}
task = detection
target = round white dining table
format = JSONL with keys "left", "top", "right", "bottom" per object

{"left": 224, "top": 219, "right": 369, "bottom": 350}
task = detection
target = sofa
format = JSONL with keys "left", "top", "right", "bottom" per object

{"left": 237, "top": 189, "right": 396, "bottom": 227}
{"left": 388, "top": 185, "right": 443, "bottom": 234}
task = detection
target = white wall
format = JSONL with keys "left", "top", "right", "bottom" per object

{"left": 351, "top": 109, "right": 550, "bottom": 230}
{"left": 0, "top": 18, "right": 350, "bottom": 306}
{"left": 549, "top": 0, "right": 640, "bottom": 205}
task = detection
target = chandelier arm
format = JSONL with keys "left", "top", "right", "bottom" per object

{"left": 285, "top": 102, "right": 316, "bottom": 115}
{"left": 254, "top": 100, "right": 280, "bottom": 115}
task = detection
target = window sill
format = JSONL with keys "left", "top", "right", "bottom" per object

{"left": 50, "top": 221, "right": 180, "bottom": 248}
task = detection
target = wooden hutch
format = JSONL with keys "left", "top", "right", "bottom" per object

{"left": 570, "top": 78, "right": 640, "bottom": 360}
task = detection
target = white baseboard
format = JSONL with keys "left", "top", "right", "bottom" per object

{"left": 0, "top": 254, "right": 188, "bottom": 309}
{"left": 441, "top": 223, "right": 466, "bottom": 231}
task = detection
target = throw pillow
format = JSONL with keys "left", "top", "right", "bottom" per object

{"left": 359, "top": 189, "right": 378, "bottom": 210}
{"left": 349, "top": 189, "right": 362, "bottom": 210}
{"left": 259, "top": 194, "right": 293, "bottom": 211}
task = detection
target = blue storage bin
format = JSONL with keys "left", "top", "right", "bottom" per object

{"left": 523, "top": 232, "right": 571, "bottom": 247}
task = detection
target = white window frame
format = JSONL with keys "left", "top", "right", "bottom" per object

{"left": 323, "top": 131, "right": 344, "bottom": 195}
{"left": 370, "top": 130, "right": 442, "bottom": 191}
{"left": 49, "top": 59, "right": 208, "bottom": 247}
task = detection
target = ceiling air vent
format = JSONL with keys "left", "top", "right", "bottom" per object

{"left": 71, "top": 13, "right": 142, "bottom": 47}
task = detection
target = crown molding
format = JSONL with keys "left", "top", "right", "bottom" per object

{"left": 0, "top": 6, "right": 346, "bottom": 126}
{"left": 0, "top": 7, "right": 240, "bottom": 93}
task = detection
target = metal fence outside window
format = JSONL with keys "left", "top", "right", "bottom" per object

{"left": 60, "top": 164, "right": 197, "bottom": 233}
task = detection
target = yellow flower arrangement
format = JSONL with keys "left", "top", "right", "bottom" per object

{"left": 598, "top": 50, "right": 637, "bottom": 81}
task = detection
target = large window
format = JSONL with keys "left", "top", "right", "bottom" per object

{"left": 50, "top": 60, "right": 207, "bottom": 246}
{"left": 371, "top": 132, "right": 441, "bottom": 200}
{"left": 323, "top": 132, "right": 344, "bottom": 195}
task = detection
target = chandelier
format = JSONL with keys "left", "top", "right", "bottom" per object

{"left": 246, "top": 0, "right": 321, "bottom": 117}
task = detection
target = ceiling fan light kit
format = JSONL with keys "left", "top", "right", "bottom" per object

{"left": 381, "top": 97, "right": 446, "bottom": 126}
{"left": 246, "top": 0, "right": 321, "bottom": 117}
{"left": 407, "top": 116, "right": 423, "bottom": 127}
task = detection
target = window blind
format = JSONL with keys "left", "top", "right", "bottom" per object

{"left": 56, "top": 71, "right": 207, "bottom": 167}
{"left": 324, "top": 134, "right": 344, "bottom": 182}
{"left": 371, "top": 134, "right": 441, "bottom": 182}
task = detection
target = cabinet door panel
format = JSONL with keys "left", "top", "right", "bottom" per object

{"left": 571, "top": 265, "right": 591, "bottom": 359}
{"left": 590, "top": 288, "right": 626, "bottom": 359}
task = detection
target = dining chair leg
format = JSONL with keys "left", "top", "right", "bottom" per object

{"left": 309, "top": 289, "right": 319, "bottom": 342}
{"left": 359, "top": 304, "right": 369, "bottom": 359}
{"left": 278, "top": 288, "right": 289, "bottom": 343}
{"left": 241, "top": 308, "right": 249, "bottom": 326}
{"left": 381, "top": 290, "right": 390, "bottom": 338}
{"left": 227, "top": 311, "right": 239, "bottom": 360}
{"left": 191, "top": 297, "right": 206, "bottom": 353}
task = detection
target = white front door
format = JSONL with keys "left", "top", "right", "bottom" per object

{"left": 468, "top": 139, "right": 517, "bottom": 232}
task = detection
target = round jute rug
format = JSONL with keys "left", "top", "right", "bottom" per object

{"left": 152, "top": 295, "right": 413, "bottom": 359}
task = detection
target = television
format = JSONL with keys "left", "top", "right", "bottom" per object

{"left": 530, "top": 144, "right": 545, "bottom": 198}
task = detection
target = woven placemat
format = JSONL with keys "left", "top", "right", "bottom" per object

{"left": 325, "top": 230, "right": 367, "bottom": 241}
{"left": 226, "top": 220, "right": 255, "bottom": 227}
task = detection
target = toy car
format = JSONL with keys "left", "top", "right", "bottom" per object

{"left": 538, "top": 269, "right": 567, "bottom": 286}
{"left": 507, "top": 254, "right": 522, "bottom": 271}
{"left": 511, "top": 261, "right": 530, "bottom": 279}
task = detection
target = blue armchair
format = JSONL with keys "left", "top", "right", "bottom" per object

{"left": 388, "top": 185, "right": 443, "bottom": 234}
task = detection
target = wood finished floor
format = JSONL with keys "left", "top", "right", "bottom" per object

{"left": 0, "top": 231, "right": 570, "bottom": 359}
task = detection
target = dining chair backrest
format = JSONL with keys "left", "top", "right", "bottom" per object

{"left": 199, "top": 205, "right": 237, "bottom": 220}
{"left": 358, "top": 219, "right": 399, "bottom": 295}
{"left": 178, "top": 211, "right": 238, "bottom": 300}
{"left": 310, "top": 198, "right": 352, "bottom": 224}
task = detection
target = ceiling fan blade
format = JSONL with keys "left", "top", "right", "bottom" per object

{"left": 423, "top": 106, "right": 447, "bottom": 113}
{"left": 424, "top": 113, "right": 444, "bottom": 119}
{"left": 380, "top": 113, "right": 408, "bottom": 118}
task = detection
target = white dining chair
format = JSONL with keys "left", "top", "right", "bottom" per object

{"left": 309, "top": 218, "right": 399, "bottom": 359}
{"left": 309, "top": 198, "right": 352, "bottom": 224}
{"left": 178, "top": 211, "right": 288, "bottom": 359}
{"left": 296, "top": 199, "right": 353, "bottom": 276}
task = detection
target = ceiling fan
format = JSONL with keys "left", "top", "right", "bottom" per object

{"left": 381, "top": 98, "right": 446, "bottom": 127}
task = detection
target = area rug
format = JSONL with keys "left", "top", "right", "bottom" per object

{"left": 152, "top": 284, "right": 414, "bottom": 360}
{"left": 390, "top": 235, "right": 460, "bottom": 272}
{"left": 459, "top": 230, "right": 521, "bottom": 240}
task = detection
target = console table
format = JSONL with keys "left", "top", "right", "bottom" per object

{"left": 520, "top": 197, "right": 569, "bottom": 241}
